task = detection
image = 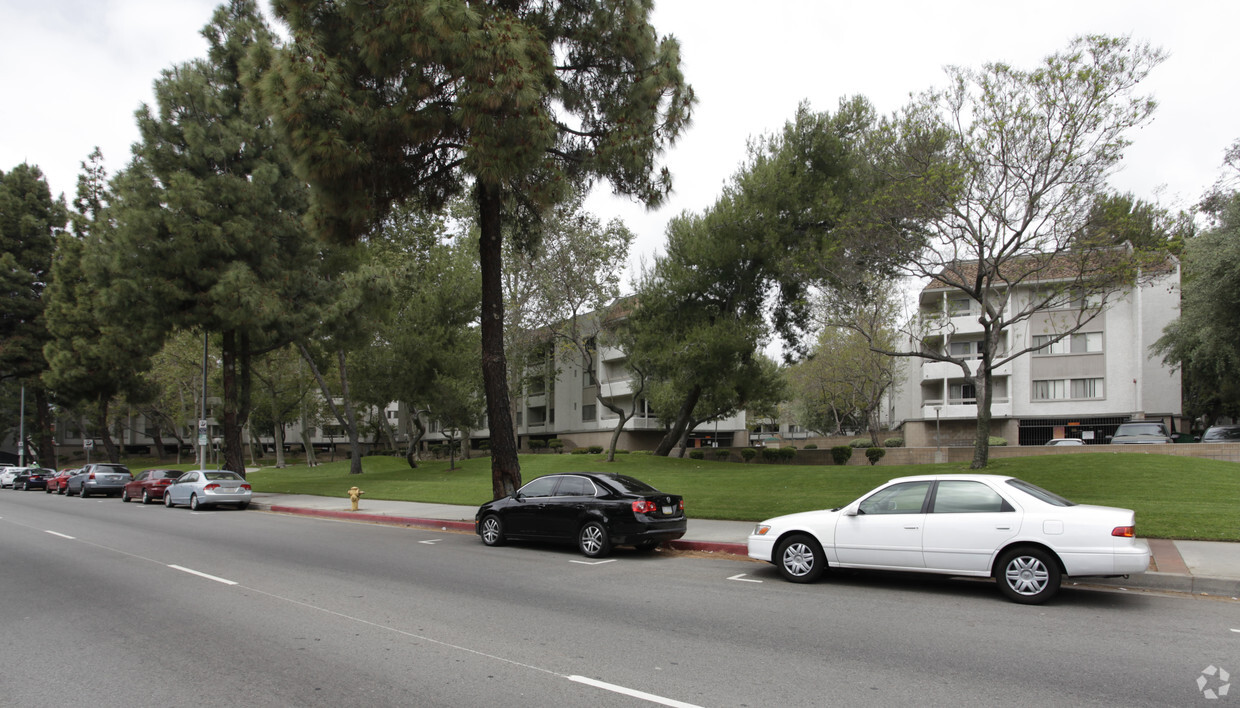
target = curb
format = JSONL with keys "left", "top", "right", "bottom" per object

{"left": 265, "top": 505, "right": 475, "bottom": 533}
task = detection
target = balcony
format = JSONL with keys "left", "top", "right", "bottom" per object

{"left": 599, "top": 345, "right": 626, "bottom": 362}
{"left": 921, "top": 398, "right": 1012, "bottom": 419}
{"left": 599, "top": 379, "right": 633, "bottom": 399}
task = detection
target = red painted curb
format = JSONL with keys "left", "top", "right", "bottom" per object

{"left": 267, "top": 505, "right": 475, "bottom": 533}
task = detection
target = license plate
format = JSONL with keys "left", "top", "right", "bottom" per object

{"left": 662, "top": 505, "right": 674, "bottom": 515}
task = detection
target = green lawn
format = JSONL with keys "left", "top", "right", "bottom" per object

{"left": 117, "top": 451, "right": 1240, "bottom": 541}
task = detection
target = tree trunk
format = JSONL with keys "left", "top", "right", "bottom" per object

{"left": 34, "top": 387, "right": 56, "bottom": 469}
{"left": 654, "top": 384, "right": 701, "bottom": 456}
{"left": 222, "top": 329, "right": 246, "bottom": 477}
{"left": 336, "top": 350, "right": 364, "bottom": 475}
{"left": 970, "top": 358, "right": 995, "bottom": 470}
{"left": 405, "top": 411, "right": 425, "bottom": 468}
{"left": 478, "top": 183, "right": 521, "bottom": 498}
{"left": 274, "top": 422, "right": 287, "bottom": 468}
{"left": 95, "top": 397, "right": 120, "bottom": 463}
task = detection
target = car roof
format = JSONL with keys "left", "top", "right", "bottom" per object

{"left": 882, "top": 473, "right": 1014, "bottom": 484}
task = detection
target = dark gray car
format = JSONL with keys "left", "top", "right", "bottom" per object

{"left": 67, "top": 463, "right": 132, "bottom": 498}
{"left": 1108, "top": 421, "right": 1172, "bottom": 444}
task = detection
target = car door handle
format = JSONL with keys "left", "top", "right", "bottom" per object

{"left": 996, "top": 526, "right": 1011, "bottom": 530}
{"left": 904, "top": 526, "right": 919, "bottom": 530}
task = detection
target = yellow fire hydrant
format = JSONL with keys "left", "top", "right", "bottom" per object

{"left": 347, "top": 486, "right": 364, "bottom": 512}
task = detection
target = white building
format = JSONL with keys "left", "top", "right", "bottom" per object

{"left": 888, "top": 257, "right": 1184, "bottom": 447}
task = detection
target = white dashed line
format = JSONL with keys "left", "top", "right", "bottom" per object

{"left": 568, "top": 675, "right": 703, "bottom": 708}
{"left": 44, "top": 530, "right": 75, "bottom": 539}
{"left": 167, "top": 564, "right": 238, "bottom": 585}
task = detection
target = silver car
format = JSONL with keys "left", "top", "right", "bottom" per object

{"left": 164, "top": 470, "right": 252, "bottom": 510}
{"left": 68, "top": 463, "right": 133, "bottom": 497}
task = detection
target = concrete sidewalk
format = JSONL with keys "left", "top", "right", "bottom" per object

{"left": 249, "top": 492, "right": 1240, "bottom": 598}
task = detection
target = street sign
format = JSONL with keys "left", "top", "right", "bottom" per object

{"left": 83, "top": 439, "right": 94, "bottom": 450}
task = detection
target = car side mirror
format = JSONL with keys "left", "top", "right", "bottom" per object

{"left": 843, "top": 502, "right": 861, "bottom": 517}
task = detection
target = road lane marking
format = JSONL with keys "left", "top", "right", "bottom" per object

{"left": 570, "top": 559, "right": 618, "bottom": 566}
{"left": 419, "top": 539, "right": 440, "bottom": 545}
{"left": 728, "top": 574, "right": 762, "bottom": 583}
{"left": 168, "top": 564, "right": 238, "bottom": 585}
{"left": 568, "top": 676, "right": 703, "bottom": 708}
{"left": 45, "top": 530, "right": 76, "bottom": 539}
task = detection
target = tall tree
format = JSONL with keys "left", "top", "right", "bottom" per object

{"left": 838, "top": 35, "right": 1168, "bottom": 468}
{"left": 104, "top": 0, "right": 320, "bottom": 475}
{"left": 0, "top": 162, "right": 65, "bottom": 465}
{"left": 1154, "top": 140, "right": 1240, "bottom": 424}
{"left": 259, "top": 0, "right": 693, "bottom": 498}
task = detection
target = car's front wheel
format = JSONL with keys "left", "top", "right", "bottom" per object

{"left": 996, "top": 547, "right": 1061, "bottom": 604}
{"left": 190, "top": 494, "right": 202, "bottom": 511}
{"left": 578, "top": 521, "right": 612, "bottom": 558}
{"left": 479, "top": 515, "right": 505, "bottom": 546}
{"left": 776, "top": 534, "right": 826, "bottom": 583}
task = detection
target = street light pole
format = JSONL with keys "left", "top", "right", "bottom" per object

{"left": 18, "top": 384, "right": 26, "bottom": 467}
{"left": 199, "top": 330, "right": 209, "bottom": 472}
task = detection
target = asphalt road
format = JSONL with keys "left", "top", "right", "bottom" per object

{"left": 1, "top": 489, "right": 1237, "bottom": 707}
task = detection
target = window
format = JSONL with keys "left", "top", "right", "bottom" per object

{"left": 582, "top": 404, "right": 596, "bottom": 422}
{"left": 949, "top": 382, "right": 977, "bottom": 403}
{"left": 948, "top": 340, "right": 985, "bottom": 359}
{"left": 1033, "top": 332, "right": 1102, "bottom": 354}
{"left": 554, "top": 476, "right": 597, "bottom": 497}
{"left": 1032, "top": 378, "right": 1104, "bottom": 400}
{"left": 517, "top": 476, "right": 558, "bottom": 498}
{"left": 947, "top": 296, "right": 973, "bottom": 316}
{"left": 859, "top": 481, "right": 931, "bottom": 515}
{"left": 932, "top": 481, "right": 1012, "bottom": 513}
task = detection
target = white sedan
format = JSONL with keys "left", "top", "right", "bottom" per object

{"left": 747, "top": 474, "right": 1149, "bottom": 604}
{"left": 164, "top": 470, "right": 252, "bottom": 510}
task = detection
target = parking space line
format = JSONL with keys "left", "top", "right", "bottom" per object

{"left": 568, "top": 675, "right": 703, "bottom": 708}
{"left": 727, "top": 574, "right": 761, "bottom": 583}
{"left": 168, "top": 564, "right": 238, "bottom": 585}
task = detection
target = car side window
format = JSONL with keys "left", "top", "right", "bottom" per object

{"left": 932, "top": 481, "right": 1013, "bottom": 513}
{"left": 858, "top": 481, "right": 931, "bottom": 515}
{"left": 554, "top": 476, "right": 596, "bottom": 497}
{"left": 517, "top": 476, "right": 558, "bottom": 498}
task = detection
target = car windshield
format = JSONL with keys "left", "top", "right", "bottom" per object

{"left": 1204, "top": 427, "right": 1240, "bottom": 441}
{"left": 1117, "top": 424, "right": 1165, "bottom": 436}
{"left": 204, "top": 472, "right": 243, "bottom": 481}
{"left": 601, "top": 475, "right": 660, "bottom": 495}
{"left": 1005, "top": 478, "right": 1076, "bottom": 507}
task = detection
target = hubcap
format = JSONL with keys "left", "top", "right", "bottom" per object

{"left": 581, "top": 526, "right": 603, "bottom": 554}
{"left": 1005, "top": 556, "right": 1049, "bottom": 595}
{"left": 782, "top": 543, "right": 815, "bottom": 576}
{"left": 482, "top": 519, "right": 499, "bottom": 543}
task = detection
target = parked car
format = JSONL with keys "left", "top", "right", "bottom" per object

{"left": 163, "top": 470, "right": 252, "bottom": 510}
{"left": 122, "top": 469, "right": 182, "bottom": 504}
{"left": 1044, "top": 438, "right": 1084, "bottom": 446}
{"left": 66, "top": 463, "right": 133, "bottom": 498}
{"left": 46, "top": 468, "right": 78, "bottom": 494}
{"left": 1108, "top": 421, "right": 1171, "bottom": 444}
{"left": 1201, "top": 425, "right": 1240, "bottom": 442}
{"left": 475, "top": 472, "right": 687, "bottom": 558}
{"left": 747, "top": 474, "right": 1149, "bottom": 604}
{"left": 0, "top": 466, "right": 22, "bottom": 488}
{"left": 11, "top": 467, "right": 53, "bottom": 491}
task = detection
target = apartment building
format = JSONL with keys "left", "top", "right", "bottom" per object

{"left": 888, "top": 258, "right": 1184, "bottom": 447}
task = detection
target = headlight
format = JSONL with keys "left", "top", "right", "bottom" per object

{"left": 752, "top": 524, "right": 771, "bottom": 536}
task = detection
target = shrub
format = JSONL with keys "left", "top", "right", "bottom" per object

{"left": 849, "top": 438, "right": 872, "bottom": 448}
{"left": 570, "top": 447, "right": 591, "bottom": 455}
{"left": 778, "top": 446, "right": 797, "bottom": 462}
{"left": 615, "top": 449, "right": 632, "bottom": 454}
{"left": 883, "top": 437, "right": 904, "bottom": 448}
{"left": 548, "top": 439, "right": 564, "bottom": 453}
{"left": 689, "top": 450, "right": 705, "bottom": 460}
{"left": 989, "top": 436, "right": 1008, "bottom": 447}
{"left": 830, "top": 445, "right": 853, "bottom": 465}
{"left": 866, "top": 447, "right": 886, "bottom": 465}
{"left": 740, "top": 448, "right": 758, "bottom": 462}
{"left": 478, "top": 441, "right": 490, "bottom": 451}
{"left": 803, "top": 443, "right": 818, "bottom": 450}
{"left": 713, "top": 449, "right": 731, "bottom": 461}
{"left": 528, "top": 439, "right": 547, "bottom": 452}
{"left": 588, "top": 445, "right": 604, "bottom": 454}
{"left": 761, "top": 447, "right": 780, "bottom": 462}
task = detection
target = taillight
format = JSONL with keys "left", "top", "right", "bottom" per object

{"left": 632, "top": 500, "right": 657, "bottom": 514}
{"left": 240, "top": 484, "right": 251, "bottom": 491}
{"left": 1112, "top": 526, "right": 1135, "bottom": 537}
{"left": 88, "top": 473, "right": 96, "bottom": 480}
{"left": 679, "top": 500, "right": 685, "bottom": 511}
{"left": 204, "top": 483, "right": 220, "bottom": 491}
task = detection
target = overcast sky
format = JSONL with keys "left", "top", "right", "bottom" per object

{"left": 3, "top": 1, "right": 1236, "bottom": 280}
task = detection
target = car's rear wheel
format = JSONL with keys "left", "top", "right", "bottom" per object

{"left": 578, "top": 521, "right": 612, "bottom": 558}
{"left": 996, "top": 547, "right": 1061, "bottom": 604}
{"left": 142, "top": 490, "right": 151, "bottom": 505}
{"left": 776, "top": 534, "right": 826, "bottom": 583}
{"left": 80, "top": 489, "right": 90, "bottom": 499}
{"left": 164, "top": 493, "right": 174, "bottom": 508}
{"left": 121, "top": 489, "right": 131, "bottom": 503}
{"left": 190, "top": 494, "right": 201, "bottom": 511}
{"left": 479, "top": 515, "right": 505, "bottom": 546}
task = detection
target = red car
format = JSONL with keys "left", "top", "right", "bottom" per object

{"left": 45, "top": 468, "right": 78, "bottom": 495}
{"left": 122, "top": 469, "right": 183, "bottom": 504}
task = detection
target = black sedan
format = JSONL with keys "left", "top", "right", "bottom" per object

{"left": 475, "top": 472, "right": 686, "bottom": 558}
{"left": 11, "top": 468, "right": 54, "bottom": 491}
